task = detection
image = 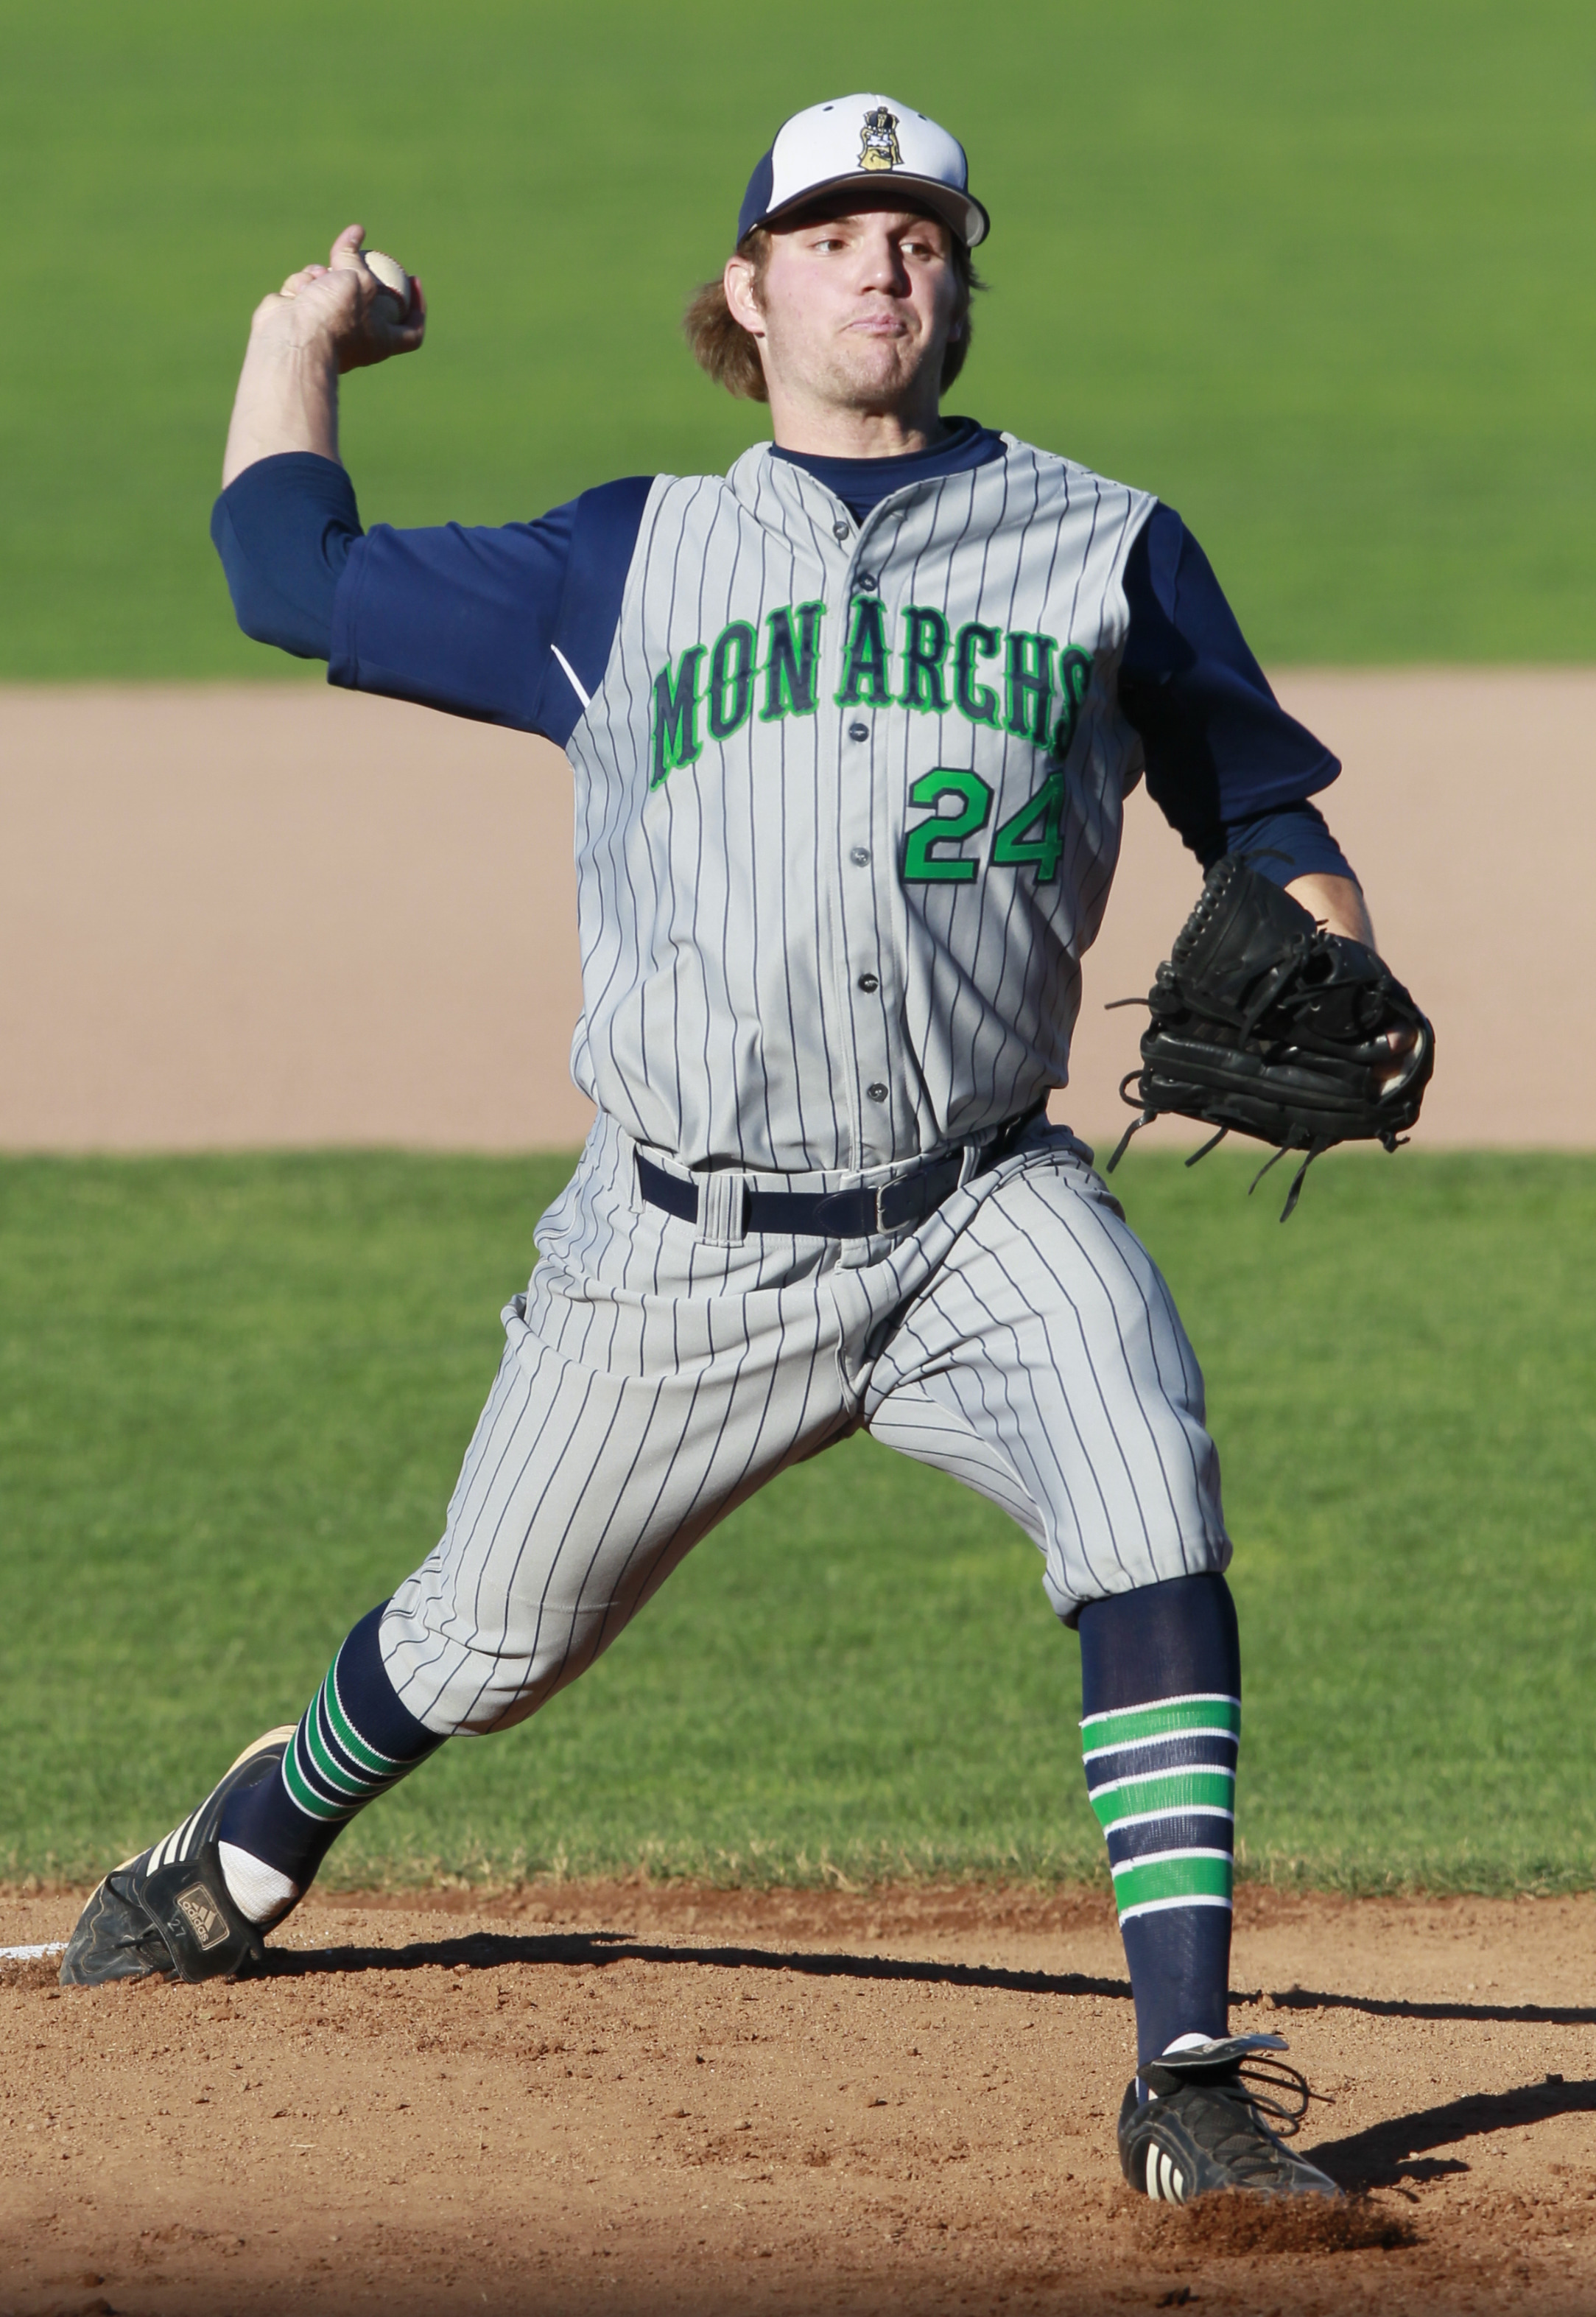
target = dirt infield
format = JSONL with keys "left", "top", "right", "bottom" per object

{"left": 4, "top": 1882, "right": 1595, "bottom": 2315}
{"left": 2, "top": 671, "right": 1594, "bottom": 1152}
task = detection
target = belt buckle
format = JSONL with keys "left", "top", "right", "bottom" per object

{"left": 876, "top": 1173, "right": 921, "bottom": 1233}
{"left": 816, "top": 1180, "right": 887, "bottom": 1236}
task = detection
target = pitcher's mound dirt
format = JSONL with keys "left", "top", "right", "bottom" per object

{"left": 4, "top": 1881, "right": 1595, "bottom": 2315}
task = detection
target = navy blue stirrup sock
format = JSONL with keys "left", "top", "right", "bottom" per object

{"left": 1078, "top": 1572, "right": 1241, "bottom": 2072}
{"left": 218, "top": 1602, "right": 442, "bottom": 1893}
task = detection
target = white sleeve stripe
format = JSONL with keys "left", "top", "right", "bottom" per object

{"left": 551, "top": 645, "right": 591, "bottom": 710}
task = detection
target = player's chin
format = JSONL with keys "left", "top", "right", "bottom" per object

{"left": 832, "top": 337, "right": 927, "bottom": 400}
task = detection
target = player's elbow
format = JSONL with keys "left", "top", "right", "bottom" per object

{"left": 228, "top": 578, "right": 332, "bottom": 662}
{"left": 210, "top": 491, "right": 339, "bottom": 660}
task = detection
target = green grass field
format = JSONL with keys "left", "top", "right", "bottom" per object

{"left": 2, "top": 1, "right": 1595, "bottom": 676}
{"left": 4, "top": 1149, "right": 1592, "bottom": 1896}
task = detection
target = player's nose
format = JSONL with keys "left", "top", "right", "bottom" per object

{"left": 854, "top": 231, "right": 910, "bottom": 291}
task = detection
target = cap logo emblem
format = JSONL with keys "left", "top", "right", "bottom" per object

{"left": 858, "top": 106, "right": 901, "bottom": 172}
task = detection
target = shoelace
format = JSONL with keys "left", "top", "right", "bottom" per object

{"left": 1217, "top": 2050, "right": 1323, "bottom": 2139}
{"left": 1181, "top": 2054, "right": 1331, "bottom": 2184}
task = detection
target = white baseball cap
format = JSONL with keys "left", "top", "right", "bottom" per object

{"left": 737, "top": 94, "right": 988, "bottom": 249}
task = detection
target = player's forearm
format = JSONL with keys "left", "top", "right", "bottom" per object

{"left": 222, "top": 228, "right": 423, "bottom": 488}
{"left": 1284, "top": 871, "right": 1374, "bottom": 947}
{"left": 222, "top": 321, "right": 341, "bottom": 488}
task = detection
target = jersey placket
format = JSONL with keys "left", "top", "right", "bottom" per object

{"left": 826, "top": 494, "right": 912, "bottom": 1171}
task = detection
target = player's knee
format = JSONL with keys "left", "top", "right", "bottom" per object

{"left": 379, "top": 1591, "right": 611, "bottom": 1737}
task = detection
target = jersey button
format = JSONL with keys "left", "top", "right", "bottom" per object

{"left": 850, "top": 846, "right": 871, "bottom": 866}
{"left": 832, "top": 519, "right": 851, "bottom": 541}
{"left": 855, "top": 572, "right": 879, "bottom": 592}
{"left": 866, "top": 1082, "right": 889, "bottom": 1103}
{"left": 857, "top": 972, "right": 879, "bottom": 993}
{"left": 848, "top": 721, "right": 869, "bottom": 742}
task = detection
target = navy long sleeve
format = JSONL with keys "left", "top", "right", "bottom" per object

{"left": 328, "top": 477, "right": 649, "bottom": 740}
{"left": 211, "top": 446, "right": 1356, "bottom": 883}
{"left": 210, "top": 453, "right": 362, "bottom": 661}
{"left": 1117, "top": 505, "right": 1353, "bottom": 884}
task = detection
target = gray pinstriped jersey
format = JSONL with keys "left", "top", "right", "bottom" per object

{"left": 565, "top": 436, "right": 1155, "bottom": 1174}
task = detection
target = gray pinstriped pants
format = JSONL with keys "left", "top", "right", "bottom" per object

{"left": 381, "top": 1110, "right": 1230, "bottom": 1735}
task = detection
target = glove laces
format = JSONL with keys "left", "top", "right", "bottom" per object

{"left": 1206, "top": 2047, "right": 1323, "bottom": 2140}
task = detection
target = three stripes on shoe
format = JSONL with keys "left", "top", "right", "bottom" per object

{"left": 145, "top": 1795, "right": 219, "bottom": 1875}
{"left": 1081, "top": 1693, "right": 1240, "bottom": 1919}
{"left": 1145, "top": 2145, "right": 1189, "bottom": 2204}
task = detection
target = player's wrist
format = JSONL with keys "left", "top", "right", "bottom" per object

{"left": 249, "top": 299, "right": 345, "bottom": 369}
{"left": 222, "top": 343, "right": 342, "bottom": 486}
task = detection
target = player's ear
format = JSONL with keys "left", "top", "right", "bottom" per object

{"left": 724, "top": 255, "right": 764, "bottom": 336}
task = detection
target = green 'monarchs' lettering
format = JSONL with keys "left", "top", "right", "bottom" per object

{"left": 1005, "top": 631, "right": 1056, "bottom": 743}
{"left": 954, "top": 622, "right": 1001, "bottom": 726}
{"left": 836, "top": 597, "right": 893, "bottom": 708}
{"left": 1052, "top": 647, "right": 1094, "bottom": 756}
{"left": 707, "top": 620, "right": 756, "bottom": 743}
{"left": 651, "top": 645, "right": 706, "bottom": 786}
{"left": 899, "top": 606, "right": 950, "bottom": 712}
{"left": 761, "top": 603, "right": 825, "bottom": 721}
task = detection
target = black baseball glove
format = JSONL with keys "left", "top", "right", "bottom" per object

{"left": 1106, "top": 855, "right": 1435, "bottom": 1217}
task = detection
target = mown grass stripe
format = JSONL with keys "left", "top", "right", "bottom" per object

{"left": 10, "top": 1149, "right": 1593, "bottom": 1893}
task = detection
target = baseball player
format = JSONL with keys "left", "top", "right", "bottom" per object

{"left": 62, "top": 94, "right": 1388, "bottom": 2204}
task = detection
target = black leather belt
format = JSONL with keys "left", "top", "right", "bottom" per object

{"left": 635, "top": 1106, "right": 1044, "bottom": 1240}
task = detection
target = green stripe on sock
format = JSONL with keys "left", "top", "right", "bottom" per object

{"left": 1090, "top": 1767, "right": 1234, "bottom": 1831}
{"left": 301, "top": 1700, "right": 371, "bottom": 1804}
{"left": 1080, "top": 1696, "right": 1240, "bottom": 1753}
{"left": 1111, "top": 1852, "right": 1234, "bottom": 1914}
{"left": 281, "top": 1731, "right": 353, "bottom": 1823}
{"left": 323, "top": 1661, "right": 398, "bottom": 1779}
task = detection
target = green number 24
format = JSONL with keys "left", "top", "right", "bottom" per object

{"left": 901, "top": 767, "right": 1069, "bottom": 886}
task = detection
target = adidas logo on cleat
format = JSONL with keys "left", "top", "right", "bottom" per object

{"left": 174, "top": 1882, "right": 231, "bottom": 1952}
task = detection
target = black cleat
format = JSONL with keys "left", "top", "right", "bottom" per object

{"left": 59, "top": 1728, "right": 297, "bottom": 1988}
{"left": 1117, "top": 2033, "right": 1340, "bottom": 2204}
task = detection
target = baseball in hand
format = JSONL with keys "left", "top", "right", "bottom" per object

{"left": 364, "top": 249, "right": 413, "bottom": 318}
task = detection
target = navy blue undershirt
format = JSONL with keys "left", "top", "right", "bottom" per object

{"left": 211, "top": 438, "right": 1353, "bottom": 883}
{"left": 771, "top": 414, "right": 1002, "bottom": 519}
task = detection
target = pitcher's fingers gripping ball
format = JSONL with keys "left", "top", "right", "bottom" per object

{"left": 65, "top": 91, "right": 1409, "bottom": 2204}
{"left": 361, "top": 248, "right": 413, "bottom": 317}
{"left": 265, "top": 228, "right": 423, "bottom": 374}
{"left": 278, "top": 248, "right": 409, "bottom": 309}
